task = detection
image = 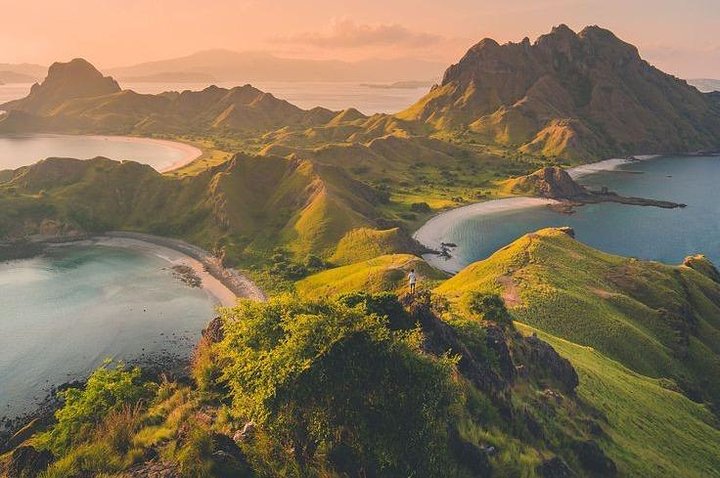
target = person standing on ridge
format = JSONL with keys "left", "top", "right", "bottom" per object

{"left": 408, "top": 269, "right": 417, "bottom": 295}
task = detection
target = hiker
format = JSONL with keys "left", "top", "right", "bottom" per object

{"left": 408, "top": 269, "right": 417, "bottom": 294}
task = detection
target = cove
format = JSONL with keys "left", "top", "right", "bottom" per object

{"left": 414, "top": 155, "right": 720, "bottom": 273}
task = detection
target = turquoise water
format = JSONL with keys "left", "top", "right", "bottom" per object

{"left": 0, "top": 134, "right": 199, "bottom": 172}
{"left": 422, "top": 155, "right": 720, "bottom": 273}
{"left": 0, "top": 245, "right": 218, "bottom": 420}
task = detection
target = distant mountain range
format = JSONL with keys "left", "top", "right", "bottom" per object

{"left": 107, "top": 49, "right": 444, "bottom": 83}
{"left": 1, "top": 27, "right": 719, "bottom": 163}
{"left": 0, "top": 63, "right": 46, "bottom": 83}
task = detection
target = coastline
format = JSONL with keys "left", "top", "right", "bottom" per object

{"left": 74, "top": 134, "right": 203, "bottom": 173}
{"left": 100, "top": 232, "right": 266, "bottom": 303}
{"left": 0, "top": 133, "right": 203, "bottom": 173}
{"left": 412, "top": 197, "right": 559, "bottom": 273}
{"left": 412, "top": 154, "right": 665, "bottom": 273}
{"left": 14, "top": 231, "right": 266, "bottom": 305}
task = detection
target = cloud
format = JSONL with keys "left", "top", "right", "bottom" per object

{"left": 272, "top": 19, "right": 444, "bottom": 49}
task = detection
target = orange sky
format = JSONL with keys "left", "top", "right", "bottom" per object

{"left": 0, "top": 0, "right": 718, "bottom": 78}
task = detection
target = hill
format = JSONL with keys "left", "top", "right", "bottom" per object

{"left": 0, "top": 155, "right": 421, "bottom": 281}
{"left": 437, "top": 227, "right": 720, "bottom": 409}
{"left": 399, "top": 25, "right": 720, "bottom": 162}
{"left": 0, "top": 59, "right": 337, "bottom": 135}
{"left": 296, "top": 253, "right": 446, "bottom": 297}
{"left": 1, "top": 59, "right": 120, "bottom": 115}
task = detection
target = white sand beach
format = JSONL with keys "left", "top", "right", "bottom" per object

{"left": 81, "top": 135, "right": 203, "bottom": 172}
{"left": 413, "top": 197, "right": 558, "bottom": 251}
{"left": 49, "top": 232, "right": 265, "bottom": 306}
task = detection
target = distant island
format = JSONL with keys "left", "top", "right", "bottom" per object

{"left": 360, "top": 80, "right": 435, "bottom": 89}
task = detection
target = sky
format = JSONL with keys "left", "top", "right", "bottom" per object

{"left": 0, "top": 0, "right": 718, "bottom": 78}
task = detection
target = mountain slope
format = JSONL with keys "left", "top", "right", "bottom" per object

{"left": 1, "top": 59, "right": 120, "bottom": 115}
{"left": 399, "top": 25, "right": 720, "bottom": 162}
{"left": 437, "top": 227, "right": 720, "bottom": 409}
{"left": 0, "top": 154, "right": 406, "bottom": 264}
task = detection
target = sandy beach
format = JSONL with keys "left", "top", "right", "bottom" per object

{"left": 81, "top": 135, "right": 203, "bottom": 173}
{"left": 413, "top": 197, "right": 558, "bottom": 272}
{"left": 50, "top": 232, "right": 265, "bottom": 306}
{"left": 567, "top": 155, "right": 661, "bottom": 180}
{"left": 413, "top": 155, "right": 664, "bottom": 272}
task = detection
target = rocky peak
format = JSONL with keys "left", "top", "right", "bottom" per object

{"left": 504, "top": 166, "right": 587, "bottom": 199}
{"left": 2, "top": 58, "right": 120, "bottom": 114}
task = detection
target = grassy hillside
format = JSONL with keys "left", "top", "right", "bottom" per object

{"left": 522, "top": 324, "right": 720, "bottom": 477}
{"left": 437, "top": 228, "right": 720, "bottom": 408}
{"left": 1, "top": 293, "right": 623, "bottom": 478}
{"left": 296, "top": 254, "right": 446, "bottom": 297}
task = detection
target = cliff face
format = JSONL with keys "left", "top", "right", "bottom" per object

{"left": 399, "top": 25, "right": 720, "bottom": 162}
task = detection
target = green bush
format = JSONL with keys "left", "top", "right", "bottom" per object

{"left": 43, "top": 361, "right": 153, "bottom": 455}
{"left": 468, "top": 293, "right": 513, "bottom": 326}
{"left": 215, "top": 295, "right": 460, "bottom": 476}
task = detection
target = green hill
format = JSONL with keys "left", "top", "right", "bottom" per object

{"left": 296, "top": 253, "right": 446, "bottom": 297}
{"left": 437, "top": 227, "right": 720, "bottom": 408}
{"left": 0, "top": 155, "right": 416, "bottom": 273}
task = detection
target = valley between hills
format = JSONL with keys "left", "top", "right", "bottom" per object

{"left": 2, "top": 24, "right": 720, "bottom": 478}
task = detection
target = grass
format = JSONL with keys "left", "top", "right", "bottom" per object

{"left": 521, "top": 323, "right": 720, "bottom": 477}
{"left": 436, "top": 228, "right": 720, "bottom": 404}
{"left": 296, "top": 254, "right": 447, "bottom": 298}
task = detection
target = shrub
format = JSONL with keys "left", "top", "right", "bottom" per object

{"left": 215, "top": 295, "right": 460, "bottom": 476}
{"left": 43, "top": 361, "right": 153, "bottom": 455}
{"left": 468, "top": 293, "right": 513, "bottom": 326}
{"left": 410, "top": 202, "right": 432, "bottom": 213}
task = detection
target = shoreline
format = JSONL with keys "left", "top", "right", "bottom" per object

{"left": 412, "top": 154, "right": 668, "bottom": 273}
{"left": 0, "top": 133, "right": 203, "bottom": 173}
{"left": 3, "top": 231, "right": 265, "bottom": 304}
{"left": 67, "top": 134, "right": 204, "bottom": 173}
{"left": 100, "top": 232, "right": 266, "bottom": 303}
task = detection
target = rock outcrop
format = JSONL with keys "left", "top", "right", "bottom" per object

{"left": 503, "top": 166, "right": 586, "bottom": 199}
{"left": 505, "top": 166, "right": 686, "bottom": 210}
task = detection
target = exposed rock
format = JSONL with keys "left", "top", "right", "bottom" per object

{"left": 449, "top": 428, "right": 492, "bottom": 477}
{"left": 571, "top": 440, "right": 617, "bottom": 476}
{"left": 232, "top": 421, "right": 256, "bottom": 443}
{"left": 6, "top": 446, "right": 53, "bottom": 478}
{"left": 125, "top": 459, "right": 180, "bottom": 478}
{"left": 523, "top": 333, "right": 579, "bottom": 394}
{"left": 557, "top": 227, "right": 575, "bottom": 238}
{"left": 1, "top": 418, "right": 44, "bottom": 453}
{"left": 505, "top": 167, "right": 586, "bottom": 199}
{"left": 211, "top": 432, "right": 250, "bottom": 471}
{"left": 537, "top": 456, "right": 575, "bottom": 478}
{"left": 202, "top": 317, "right": 225, "bottom": 344}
